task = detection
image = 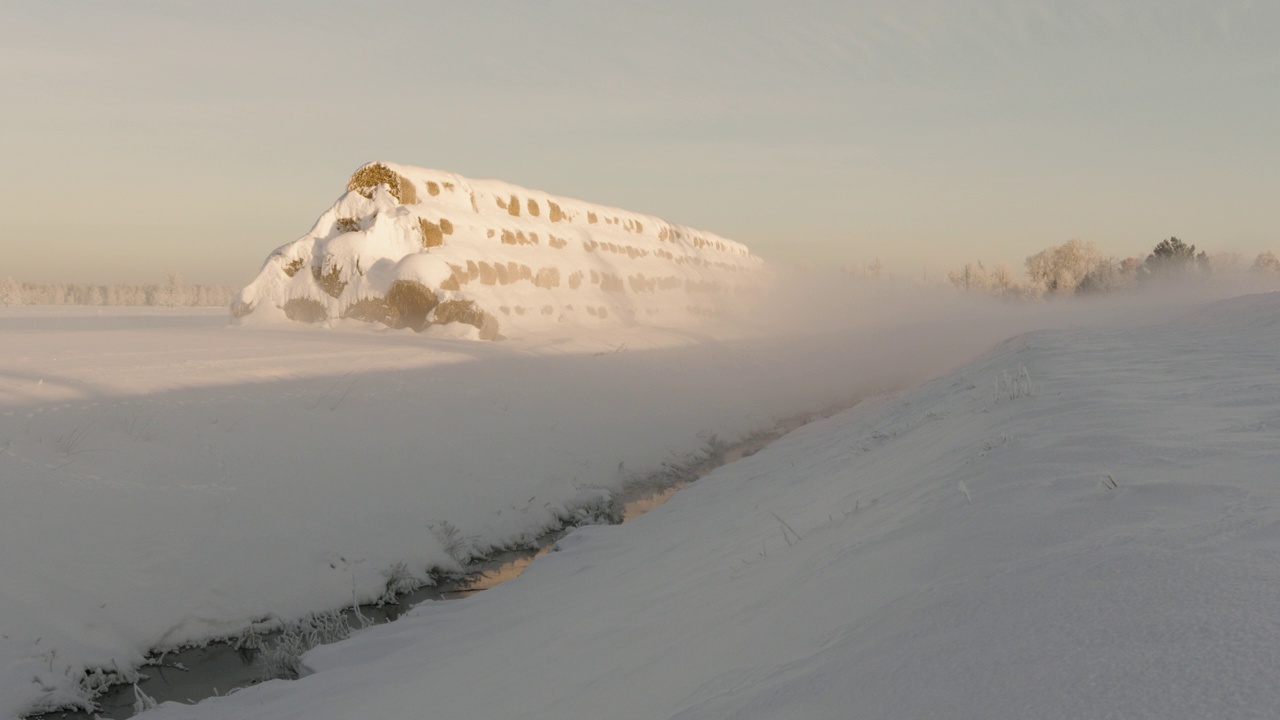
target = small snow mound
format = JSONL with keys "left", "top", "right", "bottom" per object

{"left": 232, "top": 163, "right": 766, "bottom": 339}
{"left": 1181, "top": 290, "right": 1280, "bottom": 332}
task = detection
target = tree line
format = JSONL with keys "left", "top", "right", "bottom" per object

{"left": 0, "top": 273, "right": 239, "bottom": 308}
{"left": 947, "top": 238, "right": 1280, "bottom": 299}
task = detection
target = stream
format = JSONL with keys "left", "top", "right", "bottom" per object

{"left": 31, "top": 416, "right": 817, "bottom": 719}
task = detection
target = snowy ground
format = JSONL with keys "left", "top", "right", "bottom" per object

{"left": 0, "top": 285, "right": 1017, "bottom": 717}
{"left": 4, "top": 286, "right": 1278, "bottom": 718}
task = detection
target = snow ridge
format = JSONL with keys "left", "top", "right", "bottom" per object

{"left": 232, "top": 163, "right": 764, "bottom": 338}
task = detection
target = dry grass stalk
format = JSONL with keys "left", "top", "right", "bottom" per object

{"left": 312, "top": 263, "right": 347, "bottom": 298}
{"left": 347, "top": 163, "right": 418, "bottom": 204}
{"left": 600, "top": 273, "right": 624, "bottom": 292}
{"left": 534, "top": 267, "right": 560, "bottom": 289}
{"left": 433, "top": 299, "right": 499, "bottom": 340}
{"left": 419, "top": 218, "right": 445, "bottom": 248}
{"left": 342, "top": 296, "right": 390, "bottom": 325}
{"left": 439, "top": 265, "right": 467, "bottom": 291}
{"left": 385, "top": 280, "right": 438, "bottom": 331}
{"left": 282, "top": 298, "right": 327, "bottom": 323}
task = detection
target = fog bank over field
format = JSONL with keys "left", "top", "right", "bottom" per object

{"left": 137, "top": 286, "right": 1280, "bottom": 720}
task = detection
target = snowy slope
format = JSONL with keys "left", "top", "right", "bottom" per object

{"left": 135, "top": 291, "right": 1280, "bottom": 720}
{"left": 232, "top": 163, "right": 763, "bottom": 338}
{"left": 2, "top": 283, "right": 1061, "bottom": 718}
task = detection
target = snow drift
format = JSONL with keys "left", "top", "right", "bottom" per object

{"left": 143, "top": 291, "right": 1280, "bottom": 720}
{"left": 231, "top": 163, "right": 764, "bottom": 338}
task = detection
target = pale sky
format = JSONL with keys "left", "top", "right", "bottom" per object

{"left": 2, "top": 1, "right": 1277, "bottom": 286}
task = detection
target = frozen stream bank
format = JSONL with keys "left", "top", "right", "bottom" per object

{"left": 31, "top": 417, "right": 817, "bottom": 719}
{"left": 131, "top": 292, "right": 1280, "bottom": 720}
{"left": 4, "top": 289, "right": 1105, "bottom": 718}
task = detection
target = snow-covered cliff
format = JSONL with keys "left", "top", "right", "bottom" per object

{"left": 232, "top": 163, "right": 764, "bottom": 338}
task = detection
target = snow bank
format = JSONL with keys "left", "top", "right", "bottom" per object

{"left": 232, "top": 163, "right": 764, "bottom": 338}
{"left": 3, "top": 286, "right": 1033, "bottom": 718}
{"left": 137, "top": 292, "right": 1280, "bottom": 720}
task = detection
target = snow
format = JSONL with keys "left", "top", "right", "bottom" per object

{"left": 4, "top": 285, "right": 1278, "bottom": 719}
{"left": 143, "top": 289, "right": 1280, "bottom": 720}
{"left": 232, "top": 163, "right": 764, "bottom": 337}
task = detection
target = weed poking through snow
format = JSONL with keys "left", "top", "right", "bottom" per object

{"left": 132, "top": 683, "right": 157, "bottom": 713}
{"left": 56, "top": 420, "right": 95, "bottom": 456}
{"left": 994, "top": 366, "right": 1035, "bottom": 402}
{"left": 431, "top": 521, "right": 472, "bottom": 566}
{"left": 259, "top": 611, "right": 351, "bottom": 680}
{"left": 379, "top": 561, "right": 418, "bottom": 605}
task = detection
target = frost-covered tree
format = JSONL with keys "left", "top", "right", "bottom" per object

{"left": 986, "top": 263, "right": 1020, "bottom": 297}
{"left": 1075, "top": 258, "right": 1125, "bottom": 295}
{"left": 1140, "top": 237, "right": 1209, "bottom": 278}
{"left": 947, "top": 262, "right": 1023, "bottom": 298}
{"left": 1253, "top": 250, "right": 1280, "bottom": 276}
{"left": 0, "top": 276, "right": 22, "bottom": 306}
{"left": 158, "top": 271, "right": 188, "bottom": 307}
{"left": 864, "top": 257, "right": 885, "bottom": 279}
{"left": 947, "top": 262, "right": 992, "bottom": 293}
{"left": 1118, "top": 257, "right": 1142, "bottom": 281}
{"left": 1025, "top": 239, "right": 1103, "bottom": 296}
{"left": 1210, "top": 252, "right": 1243, "bottom": 274}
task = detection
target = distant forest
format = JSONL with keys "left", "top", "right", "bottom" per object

{"left": 943, "top": 241, "right": 1280, "bottom": 300}
{"left": 1, "top": 273, "right": 238, "bottom": 308}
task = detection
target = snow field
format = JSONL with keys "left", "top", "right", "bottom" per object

{"left": 131, "top": 291, "right": 1280, "bottom": 720}
{"left": 2, "top": 282, "right": 1042, "bottom": 717}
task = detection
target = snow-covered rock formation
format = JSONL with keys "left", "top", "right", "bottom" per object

{"left": 232, "top": 163, "right": 764, "bottom": 338}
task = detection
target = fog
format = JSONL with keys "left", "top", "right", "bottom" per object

{"left": 4, "top": 269, "right": 1278, "bottom": 717}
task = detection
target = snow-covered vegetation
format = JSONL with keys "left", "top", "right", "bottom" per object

{"left": 0, "top": 274, "right": 237, "bottom": 308}
{"left": 1, "top": 278, "right": 1035, "bottom": 717}
{"left": 115, "top": 287, "right": 1280, "bottom": 720}
{"left": 4, "top": 274, "right": 1278, "bottom": 718}
{"left": 5, "top": 169, "right": 1279, "bottom": 718}
{"left": 232, "top": 163, "right": 764, "bottom": 339}
{"left": 948, "top": 237, "right": 1280, "bottom": 299}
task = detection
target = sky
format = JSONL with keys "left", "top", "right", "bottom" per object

{"left": 1, "top": 0, "right": 1277, "bottom": 286}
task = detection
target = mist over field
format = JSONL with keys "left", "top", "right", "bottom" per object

{"left": 4, "top": 2, "right": 1280, "bottom": 717}
{"left": 5, "top": 255, "right": 1280, "bottom": 718}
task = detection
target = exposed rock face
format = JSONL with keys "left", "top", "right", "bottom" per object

{"left": 232, "top": 162, "right": 764, "bottom": 338}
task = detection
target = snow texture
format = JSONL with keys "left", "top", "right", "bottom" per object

{"left": 232, "top": 162, "right": 764, "bottom": 338}
{"left": 129, "top": 291, "right": 1280, "bottom": 720}
{"left": 4, "top": 285, "right": 1278, "bottom": 719}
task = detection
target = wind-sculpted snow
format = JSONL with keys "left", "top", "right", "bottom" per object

{"left": 8, "top": 286, "right": 1274, "bottom": 719}
{"left": 3, "top": 292, "right": 1026, "bottom": 718}
{"left": 143, "top": 291, "right": 1280, "bottom": 720}
{"left": 232, "top": 163, "right": 764, "bottom": 338}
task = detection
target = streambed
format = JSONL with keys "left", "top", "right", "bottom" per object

{"left": 31, "top": 415, "right": 819, "bottom": 719}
